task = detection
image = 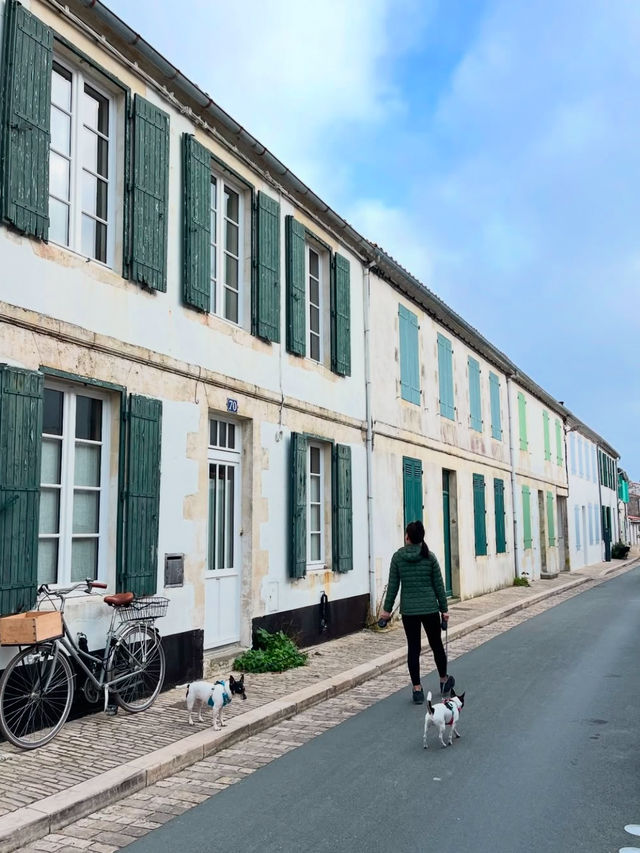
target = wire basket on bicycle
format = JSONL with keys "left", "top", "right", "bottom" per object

{"left": 116, "top": 596, "right": 169, "bottom": 622}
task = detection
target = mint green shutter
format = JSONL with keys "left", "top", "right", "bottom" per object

{"left": 494, "top": 478, "right": 506, "bottom": 553}
{"left": 289, "top": 432, "right": 307, "bottom": 578}
{"left": 543, "top": 411, "right": 551, "bottom": 461}
{"left": 437, "top": 333, "right": 455, "bottom": 420}
{"left": 254, "top": 192, "right": 280, "bottom": 342}
{"left": 473, "top": 474, "right": 487, "bottom": 556}
{"left": 522, "top": 485, "right": 532, "bottom": 549}
{"left": 402, "top": 456, "right": 423, "bottom": 526}
{"left": 120, "top": 395, "right": 162, "bottom": 596}
{"left": 182, "top": 134, "right": 211, "bottom": 312}
{"left": 0, "top": 366, "right": 43, "bottom": 615}
{"left": 518, "top": 392, "right": 528, "bottom": 450}
{"left": 331, "top": 253, "right": 351, "bottom": 376}
{"left": 0, "top": 1, "right": 53, "bottom": 239}
{"left": 546, "top": 492, "right": 555, "bottom": 546}
{"left": 285, "top": 216, "right": 305, "bottom": 356}
{"left": 332, "top": 444, "right": 352, "bottom": 573}
{"left": 468, "top": 356, "right": 482, "bottom": 431}
{"left": 399, "top": 305, "right": 420, "bottom": 404}
{"left": 555, "top": 419, "right": 563, "bottom": 465}
{"left": 126, "top": 96, "right": 169, "bottom": 292}
{"left": 489, "top": 372, "right": 502, "bottom": 440}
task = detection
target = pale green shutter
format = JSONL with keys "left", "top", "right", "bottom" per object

{"left": 494, "top": 478, "right": 506, "bottom": 554}
{"left": 402, "top": 456, "right": 423, "bottom": 526}
{"left": 126, "top": 96, "right": 169, "bottom": 292}
{"left": 0, "top": 366, "right": 43, "bottom": 615}
{"left": 555, "top": 419, "right": 563, "bottom": 465}
{"left": 0, "top": 0, "right": 53, "bottom": 239}
{"left": 489, "top": 371, "right": 502, "bottom": 440}
{"left": 543, "top": 411, "right": 551, "bottom": 461}
{"left": 120, "top": 395, "right": 162, "bottom": 596}
{"left": 522, "top": 485, "right": 532, "bottom": 549}
{"left": 468, "top": 356, "right": 482, "bottom": 431}
{"left": 331, "top": 253, "right": 351, "bottom": 376}
{"left": 289, "top": 432, "right": 307, "bottom": 578}
{"left": 285, "top": 216, "right": 305, "bottom": 356}
{"left": 518, "top": 392, "right": 528, "bottom": 450}
{"left": 399, "top": 305, "right": 420, "bottom": 404}
{"left": 182, "top": 134, "right": 211, "bottom": 312}
{"left": 437, "top": 333, "right": 455, "bottom": 420}
{"left": 546, "top": 492, "right": 555, "bottom": 546}
{"left": 332, "top": 444, "right": 352, "bottom": 573}
{"left": 473, "top": 474, "right": 487, "bottom": 556}
{"left": 254, "top": 191, "right": 280, "bottom": 342}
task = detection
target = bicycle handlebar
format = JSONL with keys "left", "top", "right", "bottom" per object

{"left": 37, "top": 579, "right": 108, "bottom": 598}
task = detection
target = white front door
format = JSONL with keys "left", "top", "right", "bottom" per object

{"left": 205, "top": 419, "right": 241, "bottom": 649}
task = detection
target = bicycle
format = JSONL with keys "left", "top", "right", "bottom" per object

{"left": 0, "top": 580, "right": 168, "bottom": 749}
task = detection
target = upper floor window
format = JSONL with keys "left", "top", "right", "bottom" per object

{"left": 399, "top": 306, "right": 420, "bottom": 405}
{"left": 49, "top": 60, "right": 115, "bottom": 266}
{"left": 307, "top": 245, "right": 323, "bottom": 362}
{"left": 210, "top": 174, "right": 243, "bottom": 324}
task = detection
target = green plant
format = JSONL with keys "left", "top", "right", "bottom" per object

{"left": 612, "top": 541, "right": 630, "bottom": 559}
{"left": 513, "top": 576, "right": 530, "bottom": 587}
{"left": 233, "top": 628, "right": 308, "bottom": 673}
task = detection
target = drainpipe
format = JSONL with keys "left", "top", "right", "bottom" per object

{"left": 506, "top": 375, "right": 522, "bottom": 578}
{"left": 363, "top": 260, "right": 377, "bottom": 619}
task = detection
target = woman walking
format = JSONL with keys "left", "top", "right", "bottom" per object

{"left": 379, "top": 520, "right": 454, "bottom": 704}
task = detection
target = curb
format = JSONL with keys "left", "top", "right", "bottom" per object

{"left": 0, "top": 563, "right": 634, "bottom": 853}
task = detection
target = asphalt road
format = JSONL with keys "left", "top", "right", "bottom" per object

{"left": 127, "top": 566, "right": 640, "bottom": 853}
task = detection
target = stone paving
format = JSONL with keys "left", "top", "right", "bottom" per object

{"left": 12, "top": 559, "right": 637, "bottom": 853}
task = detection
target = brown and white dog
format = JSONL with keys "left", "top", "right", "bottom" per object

{"left": 423, "top": 689, "right": 465, "bottom": 748}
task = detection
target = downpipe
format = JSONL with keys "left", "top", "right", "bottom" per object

{"left": 363, "top": 260, "right": 377, "bottom": 620}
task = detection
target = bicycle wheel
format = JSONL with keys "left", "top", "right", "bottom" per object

{"left": 108, "top": 623, "right": 165, "bottom": 712}
{"left": 0, "top": 643, "right": 74, "bottom": 749}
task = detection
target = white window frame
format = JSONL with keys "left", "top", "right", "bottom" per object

{"left": 307, "top": 442, "right": 325, "bottom": 568}
{"left": 48, "top": 56, "right": 117, "bottom": 268}
{"left": 207, "top": 418, "right": 241, "bottom": 574}
{"left": 38, "top": 382, "right": 111, "bottom": 587}
{"left": 209, "top": 171, "right": 244, "bottom": 326}
{"left": 305, "top": 243, "right": 324, "bottom": 363}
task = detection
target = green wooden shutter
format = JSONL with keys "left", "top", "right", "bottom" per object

{"left": 121, "top": 394, "right": 162, "bottom": 596}
{"left": 494, "top": 478, "right": 506, "bottom": 554}
{"left": 402, "top": 456, "right": 423, "bottom": 526}
{"left": 437, "top": 333, "right": 455, "bottom": 420}
{"left": 289, "top": 432, "right": 307, "bottom": 579}
{"left": 518, "top": 392, "right": 528, "bottom": 450}
{"left": 0, "top": 366, "right": 44, "bottom": 615}
{"left": 555, "top": 419, "right": 563, "bottom": 465}
{"left": 182, "top": 134, "right": 211, "bottom": 312}
{"left": 254, "top": 191, "right": 280, "bottom": 342}
{"left": 543, "top": 411, "right": 551, "bottom": 461}
{"left": 398, "top": 305, "right": 420, "bottom": 404}
{"left": 468, "top": 356, "right": 482, "bottom": 431}
{"left": 126, "top": 95, "right": 169, "bottom": 292}
{"left": 331, "top": 253, "right": 351, "bottom": 376}
{"left": 285, "top": 216, "right": 305, "bottom": 356}
{"left": 0, "top": 0, "right": 53, "bottom": 239}
{"left": 546, "top": 492, "right": 555, "bottom": 546}
{"left": 522, "top": 485, "right": 532, "bottom": 549}
{"left": 332, "top": 444, "right": 352, "bottom": 573}
{"left": 473, "top": 474, "right": 487, "bottom": 556}
{"left": 489, "top": 371, "right": 502, "bottom": 440}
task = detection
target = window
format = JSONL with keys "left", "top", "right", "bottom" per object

{"left": 468, "top": 357, "right": 482, "bottom": 431}
{"left": 517, "top": 392, "right": 528, "bottom": 451}
{"left": 574, "top": 505, "right": 581, "bottom": 549}
{"left": 307, "top": 245, "right": 324, "bottom": 362}
{"left": 38, "top": 385, "right": 110, "bottom": 585}
{"left": 210, "top": 173, "right": 243, "bottom": 323}
{"left": 437, "top": 333, "right": 455, "bottom": 419}
{"left": 522, "top": 485, "right": 532, "bottom": 549}
{"left": 489, "top": 372, "right": 502, "bottom": 440}
{"left": 494, "top": 478, "right": 506, "bottom": 553}
{"left": 399, "top": 306, "right": 420, "bottom": 404}
{"left": 585, "top": 442, "right": 590, "bottom": 481}
{"left": 588, "top": 504, "right": 594, "bottom": 545}
{"left": 578, "top": 437, "right": 584, "bottom": 477}
{"left": 307, "top": 444, "right": 325, "bottom": 564}
{"left": 49, "top": 59, "right": 115, "bottom": 265}
{"left": 208, "top": 419, "right": 240, "bottom": 571}
{"left": 543, "top": 411, "right": 551, "bottom": 461}
{"left": 403, "top": 456, "right": 423, "bottom": 526}
{"left": 546, "top": 492, "right": 555, "bottom": 546}
{"left": 570, "top": 433, "right": 577, "bottom": 475}
{"left": 555, "top": 419, "right": 563, "bottom": 466}
{"left": 473, "top": 474, "right": 487, "bottom": 556}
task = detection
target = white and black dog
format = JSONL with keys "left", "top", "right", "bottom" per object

{"left": 186, "top": 675, "right": 246, "bottom": 730}
{"left": 423, "top": 689, "right": 465, "bottom": 749}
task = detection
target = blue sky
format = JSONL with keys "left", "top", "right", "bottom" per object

{"left": 105, "top": 0, "right": 640, "bottom": 478}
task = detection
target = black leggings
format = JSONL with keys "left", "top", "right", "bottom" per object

{"left": 402, "top": 613, "right": 447, "bottom": 686}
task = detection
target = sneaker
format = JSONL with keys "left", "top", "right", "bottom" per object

{"left": 412, "top": 688, "right": 425, "bottom": 704}
{"left": 440, "top": 675, "right": 455, "bottom": 697}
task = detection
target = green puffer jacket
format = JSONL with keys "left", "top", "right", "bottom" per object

{"left": 383, "top": 544, "right": 448, "bottom": 616}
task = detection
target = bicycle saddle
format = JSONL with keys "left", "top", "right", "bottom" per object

{"left": 104, "top": 592, "right": 134, "bottom": 607}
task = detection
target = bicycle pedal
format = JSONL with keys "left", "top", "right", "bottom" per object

{"left": 105, "top": 704, "right": 118, "bottom": 716}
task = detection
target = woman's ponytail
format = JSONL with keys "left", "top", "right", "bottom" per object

{"left": 406, "top": 520, "right": 430, "bottom": 559}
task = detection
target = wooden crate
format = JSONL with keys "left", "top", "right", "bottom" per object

{"left": 0, "top": 611, "right": 63, "bottom": 646}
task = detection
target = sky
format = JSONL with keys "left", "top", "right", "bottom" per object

{"left": 104, "top": 0, "right": 640, "bottom": 479}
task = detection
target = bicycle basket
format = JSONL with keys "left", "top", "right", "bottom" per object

{"left": 117, "top": 596, "right": 169, "bottom": 622}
